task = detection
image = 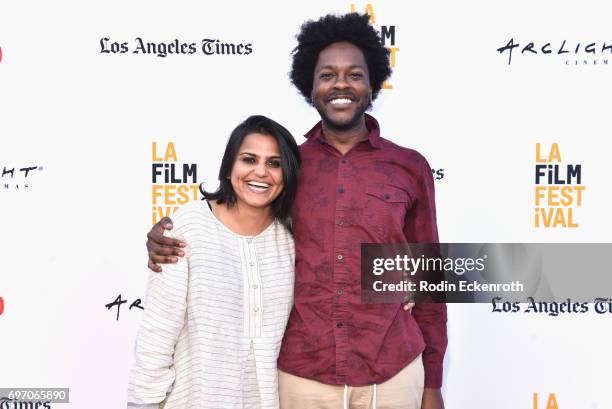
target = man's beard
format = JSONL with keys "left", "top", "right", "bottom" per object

{"left": 314, "top": 101, "right": 369, "bottom": 132}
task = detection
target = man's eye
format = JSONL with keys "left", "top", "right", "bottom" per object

{"left": 320, "top": 73, "right": 333, "bottom": 79}
{"left": 267, "top": 160, "right": 282, "bottom": 168}
{"left": 350, "top": 72, "right": 364, "bottom": 79}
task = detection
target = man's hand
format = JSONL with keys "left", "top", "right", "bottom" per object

{"left": 403, "top": 301, "right": 415, "bottom": 312}
{"left": 146, "top": 217, "right": 185, "bottom": 272}
{"left": 421, "top": 388, "right": 444, "bottom": 409}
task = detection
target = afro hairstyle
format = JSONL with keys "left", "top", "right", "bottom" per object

{"left": 290, "top": 13, "right": 392, "bottom": 105}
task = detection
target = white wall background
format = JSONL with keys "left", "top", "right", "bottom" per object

{"left": 1, "top": 1, "right": 611, "bottom": 408}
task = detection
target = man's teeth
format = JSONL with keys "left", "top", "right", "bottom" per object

{"left": 330, "top": 98, "right": 352, "bottom": 105}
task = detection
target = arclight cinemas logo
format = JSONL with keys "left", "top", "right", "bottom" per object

{"left": 498, "top": 38, "right": 612, "bottom": 66}
{"left": 2, "top": 164, "right": 43, "bottom": 191}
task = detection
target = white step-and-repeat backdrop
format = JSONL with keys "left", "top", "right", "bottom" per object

{"left": 1, "top": 1, "right": 611, "bottom": 408}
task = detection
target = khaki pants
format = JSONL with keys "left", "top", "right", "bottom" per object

{"left": 279, "top": 354, "right": 424, "bottom": 409}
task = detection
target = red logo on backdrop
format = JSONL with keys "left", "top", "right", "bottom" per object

{"left": 0, "top": 297, "right": 4, "bottom": 315}
{"left": 0, "top": 46, "right": 3, "bottom": 63}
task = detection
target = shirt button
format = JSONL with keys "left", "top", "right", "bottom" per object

{"left": 336, "top": 322, "right": 343, "bottom": 328}
{"left": 341, "top": 158, "right": 347, "bottom": 164}
{"left": 337, "top": 289, "right": 344, "bottom": 295}
{"left": 337, "top": 219, "right": 344, "bottom": 226}
{"left": 337, "top": 254, "right": 344, "bottom": 261}
{"left": 252, "top": 284, "right": 259, "bottom": 289}
{"left": 246, "top": 238, "right": 253, "bottom": 244}
{"left": 338, "top": 186, "right": 344, "bottom": 194}
{"left": 249, "top": 261, "right": 255, "bottom": 266}
{"left": 253, "top": 306, "right": 259, "bottom": 312}
{"left": 383, "top": 194, "right": 390, "bottom": 200}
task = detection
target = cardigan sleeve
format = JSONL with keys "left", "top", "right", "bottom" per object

{"left": 127, "top": 216, "right": 189, "bottom": 406}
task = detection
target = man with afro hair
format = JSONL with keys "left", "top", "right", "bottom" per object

{"left": 277, "top": 13, "right": 446, "bottom": 409}
{"left": 146, "top": 12, "right": 446, "bottom": 409}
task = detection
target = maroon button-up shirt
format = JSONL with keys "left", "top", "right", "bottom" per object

{"left": 277, "top": 114, "right": 447, "bottom": 388}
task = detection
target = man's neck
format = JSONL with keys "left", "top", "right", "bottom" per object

{"left": 321, "top": 116, "right": 369, "bottom": 156}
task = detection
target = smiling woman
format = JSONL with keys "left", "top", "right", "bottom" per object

{"left": 201, "top": 115, "right": 301, "bottom": 233}
{"left": 227, "top": 133, "right": 285, "bottom": 225}
{"left": 127, "top": 115, "right": 301, "bottom": 409}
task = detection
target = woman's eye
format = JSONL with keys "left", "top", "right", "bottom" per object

{"left": 267, "top": 160, "right": 281, "bottom": 168}
{"left": 242, "top": 157, "right": 256, "bottom": 164}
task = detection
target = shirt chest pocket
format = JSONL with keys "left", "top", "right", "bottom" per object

{"left": 364, "top": 183, "right": 412, "bottom": 238}
{"left": 366, "top": 183, "right": 412, "bottom": 205}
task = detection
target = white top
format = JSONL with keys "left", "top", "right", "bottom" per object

{"left": 127, "top": 200, "right": 295, "bottom": 409}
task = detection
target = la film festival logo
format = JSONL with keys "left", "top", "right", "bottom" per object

{"left": 498, "top": 38, "right": 611, "bottom": 66}
{"left": 152, "top": 142, "right": 200, "bottom": 225}
{"left": 534, "top": 143, "right": 585, "bottom": 228}
{"left": 533, "top": 392, "right": 559, "bottom": 409}
{"left": 350, "top": 3, "right": 399, "bottom": 89}
{"left": 100, "top": 37, "right": 253, "bottom": 58}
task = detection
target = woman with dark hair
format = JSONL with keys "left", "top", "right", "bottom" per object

{"left": 201, "top": 115, "right": 301, "bottom": 233}
{"left": 127, "top": 115, "right": 301, "bottom": 409}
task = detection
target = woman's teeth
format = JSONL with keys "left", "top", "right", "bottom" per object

{"left": 247, "top": 181, "right": 271, "bottom": 192}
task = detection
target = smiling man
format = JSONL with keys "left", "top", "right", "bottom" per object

{"left": 146, "top": 13, "right": 446, "bottom": 409}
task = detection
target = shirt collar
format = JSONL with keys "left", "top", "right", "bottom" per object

{"left": 304, "top": 113, "right": 382, "bottom": 150}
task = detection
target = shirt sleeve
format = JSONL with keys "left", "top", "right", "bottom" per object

{"left": 127, "top": 222, "right": 189, "bottom": 405}
{"left": 403, "top": 154, "right": 448, "bottom": 388}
